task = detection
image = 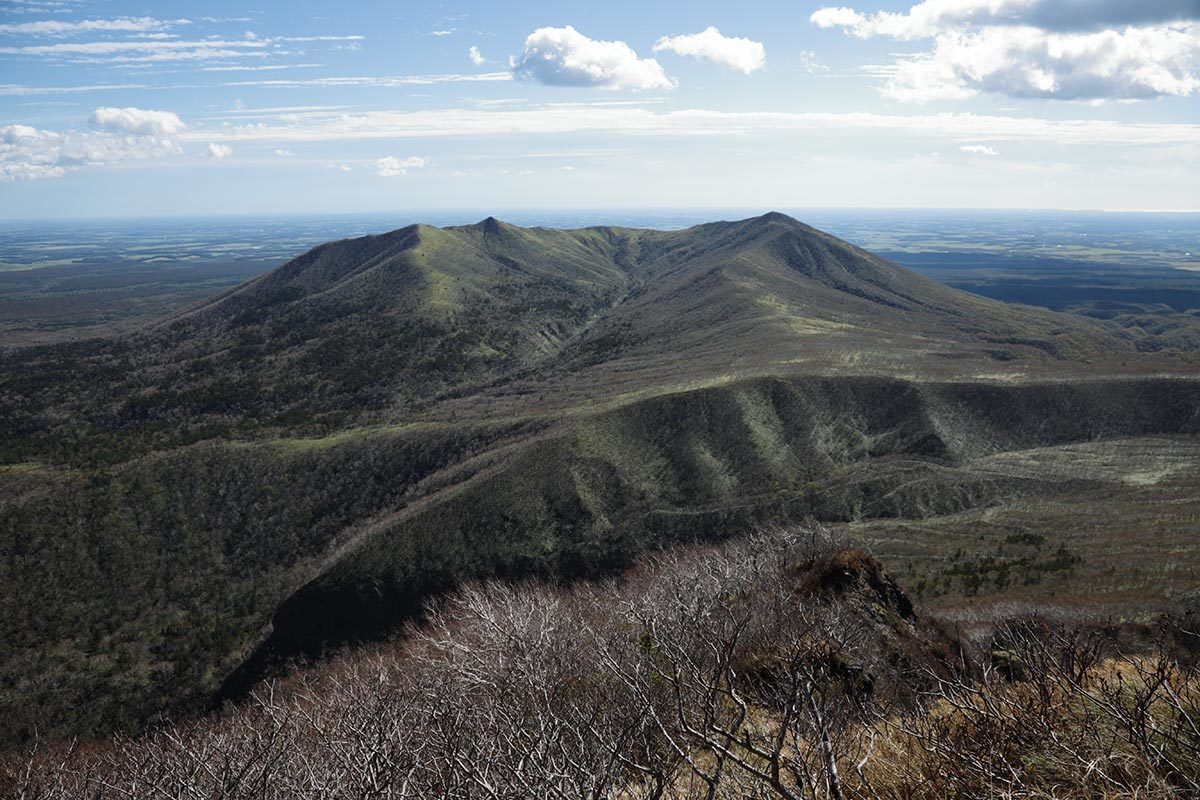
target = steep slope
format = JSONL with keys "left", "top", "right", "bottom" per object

{"left": 1, "top": 213, "right": 1197, "bottom": 745}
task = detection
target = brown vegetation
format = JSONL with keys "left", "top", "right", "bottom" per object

{"left": 3, "top": 528, "right": 1196, "bottom": 799}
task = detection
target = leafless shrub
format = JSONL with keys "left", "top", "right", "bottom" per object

{"left": 4, "top": 526, "right": 1197, "bottom": 799}
{"left": 872, "top": 617, "right": 1200, "bottom": 798}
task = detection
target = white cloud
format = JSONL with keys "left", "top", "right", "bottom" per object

{"left": 0, "top": 124, "right": 65, "bottom": 181}
{"left": 90, "top": 106, "right": 186, "bottom": 137}
{"left": 224, "top": 72, "right": 512, "bottom": 89}
{"left": 274, "top": 148, "right": 294, "bottom": 156}
{"left": 202, "top": 63, "right": 324, "bottom": 72}
{"left": 813, "top": 0, "right": 1200, "bottom": 39}
{"left": 2, "top": 108, "right": 185, "bottom": 182}
{"left": 275, "top": 35, "right": 363, "bottom": 43}
{"left": 884, "top": 25, "right": 1200, "bottom": 102}
{"left": 469, "top": 45, "right": 486, "bottom": 66}
{"left": 512, "top": 26, "right": 675, "bottom": 90}
{"left": 431, "top": 30, "right": 453, "bottom": 37}
{"left": 797, "top": 50, "right": 831, "bottom": 74}
{"left": 960, "top": 144, "right": 999, "bottom": 155}
{"left": 0, "top": 31, "right": 357, "bottom": 65}
{"left": 0, "top": 38, "right": 271, "bottom": 62}
{"left": 0, "top": 16, "right": 184, "bottom": 36}
{"left": 653, "top": 27, "right": 766, "bottom": 73}
{"left": 375, "top": 155, "right": 427, "bottom": 176}
{"left": 188, "top": 105, "right": 1200, "bottom": 148}
{"left": 811, "top": 1, "right": 1200, "bottom": 101}
{"left": 811, "top": 7, "right": 870, "bottom": 32}
{"left": 0, "top": 82, "right": 146, "bottom": 96}
{"left": 205, "top": 142, "right": 233, "bottom": 159}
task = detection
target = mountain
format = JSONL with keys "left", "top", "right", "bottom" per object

{"left": 0, "top": 212, "right": 1146, "bottom": 453}
{"left": 2, "top": 213, "right": 1198, "bottom": 744}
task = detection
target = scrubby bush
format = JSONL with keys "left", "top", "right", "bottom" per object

{"left": 2, "top": 529, "right": 1197, "bottom": 799}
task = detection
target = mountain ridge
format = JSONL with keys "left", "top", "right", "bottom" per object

{"left": 2, "top": 212, "right": 1199, "bottom": 745}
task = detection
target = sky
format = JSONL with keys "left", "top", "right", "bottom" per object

{"left": 0, "top": 0, "right": 1198, "bottom": 218}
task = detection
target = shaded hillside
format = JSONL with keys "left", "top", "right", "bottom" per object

{"left": 1, "top": 213, "right": 1198, "bottom": 745}
{"left": 4, "top": 373, "right": 1199, "bottom": 745}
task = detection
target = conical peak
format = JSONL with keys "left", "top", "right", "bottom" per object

{"left": 755, "top": 211, "right": 798, "bottom": 225}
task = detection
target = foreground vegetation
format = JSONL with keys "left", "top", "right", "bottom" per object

{"left": 5, "top": 530, "right": 1196, "bottom": 799}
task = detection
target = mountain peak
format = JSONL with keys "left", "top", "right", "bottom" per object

{"left": 755, "top": 211, "right": 799, "bottom": 225}
{"left": 479, "top": 216, "right": 506, "bottom": 236}
{"left": 726, "top": 211, "right": 812, "bottom": 238}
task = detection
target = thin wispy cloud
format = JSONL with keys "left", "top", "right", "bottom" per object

{"left": 797, "top": 50, "right": 831, "bottom": 74}
{"left": 0, "top": 17, "right": 188, "bottom": 36}
{"left": 0, "top": 37, "right": 273, "bottom": 62}
{"left": 188, "top": 105, "right": 1200, "bottom": 147}
{"left": 0, "top": 32, "right": 364, "bottom": 65}
{"left": 224, "top": 72, "right": 513, "bottom": 89}
{"left": 202, "top": 63, "right": 323, "bottom": 72}
{"left": 0, "top": 82, "right": 147, "bottom": 96}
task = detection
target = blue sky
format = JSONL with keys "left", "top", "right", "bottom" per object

{"left": 1, "top": 0, "right": 1198, "bottom": 217}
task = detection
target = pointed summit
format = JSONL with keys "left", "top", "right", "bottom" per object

{"left": 479, "top": 216, "right": 505, "bottom": 236}
{"left": 756, "top": 211, "right": 799, "bottom": 225}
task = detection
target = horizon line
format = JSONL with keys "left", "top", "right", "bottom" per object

{"left": 4, "top": 206, "right": 1200, "bottom": 225}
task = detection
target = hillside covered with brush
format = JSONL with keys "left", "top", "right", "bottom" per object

{"left": 5, "top": 531, "right": 1198, "bottom": 799}
{"left": 2, "top": 213, "right": 1199, "bottom": 745}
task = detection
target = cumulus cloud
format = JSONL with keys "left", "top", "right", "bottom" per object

{"left": 512, "top": 26, "right": 675, "bottom": 90}
{"left": 1, "top": 108, "right": 185, "bottom": 182}
{"left": 652, "top": 27, "right": 765, "bottom": 74}
{"left": 960, "top": 144, "right": 999, "bottom": 155}
{"left": 469, "top": 45, "right": 486, "bottom": 66}
{"left": 811, "top": 0, "right": 1200, "bottom": 101}
{"left": 90, "top": 106, "right": 186, "bottom": 137}
{"left": 205, "top": 142, "right": 233, "bottom": 159}
{"left": 375, "top": 155, "right": 427, "bottom": 176}
{"left": 885, "top": 25, "right": 1200, "bottom": 102}
{"left": 0, "top": 124, "right": 66, "bottom": 181}
{"left": 812, "top": 0, "right": 1200, "bottom": 38}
